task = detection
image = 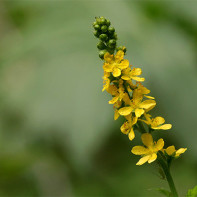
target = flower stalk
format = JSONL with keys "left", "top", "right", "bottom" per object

{"left": 92, "top": 16, "right": 187, "bottom": 196}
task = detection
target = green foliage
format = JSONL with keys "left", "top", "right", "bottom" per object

{"left": 186, "top": 185, "right": 197, "bottom": 197}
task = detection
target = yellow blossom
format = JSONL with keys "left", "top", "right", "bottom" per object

{"left": 118, "top": 87, "right": 156, "bottom": 118}
{"left": 164, "top": 145, "right": 187, "bottom": 158}
{"left": 131, "top": 133, "right": 164, "bottom": 165}
{"left": 107, "top": 79, "right": 125, "bottom": 104}
{"left": 121, "top": 67, "right": 145, "bottom": 82}
{"left": 142, "top": 113, "right": 172, "bottom": 130}
{"left": 120, "top": 114, "right": 138, "bottom": 141}
{"left": 103, "top": 50, "right": 129, "bottom": 77}
{"left": 102, "top": 72, "right": 110, "bottom": 92}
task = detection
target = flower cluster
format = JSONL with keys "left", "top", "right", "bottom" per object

{"left": 93, "top": 16, "right": 187, "bottom": 166}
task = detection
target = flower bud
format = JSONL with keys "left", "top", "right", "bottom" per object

{"left": 94, "top": 24, "right": 100, "bottom": 30}
{"left": 100, "top": 17, "right": 106, "bottom": 25}
{"left": 93, "top": 30, "right": 100, "bottom": 38}
{"left": 101, "top": 25, "right": 108, "bottom": 33}
{"left": 108, "top": 27, "right": 115, "bottom": 34}
{"left": 99, "top": 34, "right": 108, "bottom": 41}
{"left": 106, "top": 19, "right": 111, "bottom": 27}
{"left": 99, "top": 49, "right": 107, "bottom": 59}
{"left": 97, "top": 41, "right": 106, "bottom": 50}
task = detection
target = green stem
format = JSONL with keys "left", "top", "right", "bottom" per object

{"left": 158, "top": 152, "right": 178, "bottom": 197}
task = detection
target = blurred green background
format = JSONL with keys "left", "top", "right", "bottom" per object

{"left": 0, "top": 1, "right": 197, "bottom": 196}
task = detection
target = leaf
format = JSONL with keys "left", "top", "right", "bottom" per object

{"left": 186, "top": 185, "right": 197, "bottom": 197}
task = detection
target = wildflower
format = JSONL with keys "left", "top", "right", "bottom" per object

{"left": 103, "top": 50, "right": 129, "bottom": 77}
{"left": 141, "top": 113, "right": 172, "bottom": 130}
{"left": 102, "top": 72, "right": 110, "bottom": 92}
{"left": 121, "top": 67, "right": 145, "bottom": 82}
{"left": 107, "top": 79, "right": 125, "bottom": 104}
{"left": 120, "top": 114, "right": 138, "bottom": 140}
{"left": 131, "top": 133, "right": 164, "bottom": 165}
{"left": 118, "top": 87, "right": 156, "bottom": 118}
{"left": 164, "top": 145, "right": 187, "bottom": 158}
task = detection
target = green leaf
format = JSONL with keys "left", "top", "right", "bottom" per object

{"left": 186, "top": 185, "right": 197, "bottom": 197}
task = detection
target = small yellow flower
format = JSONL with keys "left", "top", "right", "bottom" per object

{"left": 142, "top": 113, "right": 172, "bottom": 130}
{"left": 103, "top": 50, "right": 129, "bottom": 77}
{"left": 102, "top": 72, "right": 110, "bottom": 92}
{"left": 107, "top": 79, "right": 125, "bottom": 104}
{"left": 164, "top": 146, "right": 187, "bottom": 158}
{"left": 121, "top": 67, "right": 145, "bottom": 82}
{"left": 131, "top": 133, "right": 164, "bottom": 165}
{"left": 120, "top": 114, "right": 138, "bottom": 141}
{"left": 118, "top": 87, "right": 156, "bottom": 118}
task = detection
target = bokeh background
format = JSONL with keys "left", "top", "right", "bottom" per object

{"left": 0, "top": 1, "right": 197, "bottom": 196}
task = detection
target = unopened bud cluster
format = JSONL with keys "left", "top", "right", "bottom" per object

{"left": 93, "top": 16, "right": 126, "bottom": 59}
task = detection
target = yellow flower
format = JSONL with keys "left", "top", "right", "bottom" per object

{"left": 118, "top": 87, "right": 156, "bottom": 118}
{"left": 102, "top": 72, "right": 110, "bottom": 92}
{"left": 164, "top": 146, "right": 187, "bottom": 158}
{"left": 107, "top": 79, "right": 125, "bottom": 104}
{"left": 142, "top": 113, "right": 172, "bottom": 130}
{"left": 121, "top": 67, "right": 145, "bottom": 82}
{"left": 103, "top": 50, "right": 129, "bottom": 77}
{"left": 131, "top": 133, "right": 164, "bottom": 165}
{"left": 120, "top": 114, "right": 138, "bottom": 141}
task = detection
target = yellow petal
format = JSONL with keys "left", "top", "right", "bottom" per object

{"left": 131, "top": 146, "right": 149, "bottom": 155}
{"left": 115, "top": 50, "right": 124, "bottom": 61}
{"left": 154, "top": 139, "right": 164, "bottom": 151}
{"left": 103, "top": 63, "right": 113, "bottom": 72}
{"left": 108, "top": 96, "right": 119, "bottom": 104}
{"left": 120, "top": 121, "right": 130, "bottom": 134}
{"left": 141, "top": 133, "right": 153, "bottom": 148}
{"left": 148, "top": 153, "right": 157, "bottom": 163}
{"left": 119, "top": 106, "right": 133, "bottom": 116}
{"left": 136, "top": 155, "right": 151, "bottom": 165}
{"left": 175, "top": 148, "right": 187, "bottom": 157}
{"left": 152, "top": 124, "right": 172, "bottom": 130}
{"left": 121, "top": 75, "right": 130, "bottom": 80}
{"left": 104, "top": 52, "right": 113, "bottom": 63}
{"left": 135, "top": 108, "right": 145, "bottom": 118}
{"left": 112, "top": 67, "right": 121, "bottom": 77}
{"left": 139, "top": 100, "right": 156, "bottom": 110}
{"left": 131, "top": 76, "right": 145, "bottom": 82}
{"left": 165, "top": 145, "right": 176, "bottom": 156}
{"left": 128, "top": 128, "right": 135, "bottom": 141}
{"left": 119, "top": 59, "right": 129, "bottom": 69}
{"left": 114, "top": 110, "right": 120, "bottom": 120}
{"left": 131, "top": 67, "right": 142, "bottom": 75}
{"left": 152, "top": 117, "right": 165, "bottom": 126}
{"left": 144, "top": 95, "right": 155, "bottom": 99}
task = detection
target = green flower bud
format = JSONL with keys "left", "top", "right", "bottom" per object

{"left": 97, "top": 41, "right": 106, "bottom": 50}
{"left": 94, "top": 24, "right": 100, "bottom": 30}
{"left": 108, "top": 39, "right": 116, "bottom": 45}
{"left": 106, "top": 19, "right": 111, "bottom": 27}
{"left": 117, "top": 46, "right": 127, "bottom": 53}
{"left": 92, "top": 21, "right": 97, "bottom": 27}
{"left": 108, "top": 26, "right": 115, "bottom": 34}
{"left": 100, "top": 17, "right": 106, "bottom": 25}
{"left": 93, "top": 30, "right": 100, "bottom": 38}
{"left": 107, "top": 48, "right": 115, "bottom": 54}
{"left": 96, "top": 17, "right": 101, "bottom": 25}
{"left": 99, "top": 49, "right": 107, "bottom": 59}
{"left": 111, "top": 32, "right": 117, "bottom": 40}
{"left": 101, "top": 25, "right": 108, "bottom": 33}
{"left": 99, "top": 34, "right": 108, "bottom": 41}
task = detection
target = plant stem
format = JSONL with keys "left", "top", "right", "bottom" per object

{"left": 158, "top": 152, "right": 178, "bottom": 197}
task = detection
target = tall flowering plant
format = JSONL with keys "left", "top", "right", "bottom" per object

{"left": 92, "top": 16, "right": 195, "bottom": 197}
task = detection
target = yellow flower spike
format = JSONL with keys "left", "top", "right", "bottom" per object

{"left": 142, "top": 113, "right": 172, "bottom": 130}
{"left": 164, "top": 145, "right": 187, "bottom": 158}
{"left": 131, "top": 133, "right": 164, "bottom": 165}
{"left": 103, "top": 50, "right": 129, "bottom": 77}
